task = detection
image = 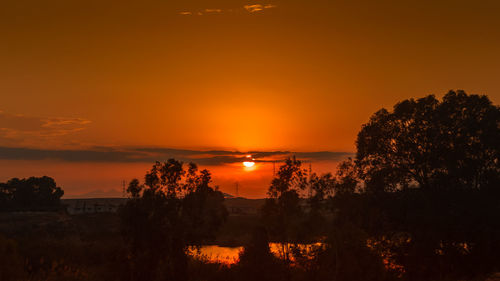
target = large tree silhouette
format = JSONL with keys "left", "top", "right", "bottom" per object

{"left": 355, "top": 90, "right": 499, "bottom": 192}
{"left": 332, "top": 90, "right": 500, "bottom": 280}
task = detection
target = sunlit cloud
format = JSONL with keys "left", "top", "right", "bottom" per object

{"left": 204, "top": 8, "right": 222, "bottom": 13}
{"left": 264, "top": 4, "right": 277, "bottom": 9}
{"left": 178, "top": 3, "right": 277, "bottom": 16}
{"left": 243, "top": 4, "right": 277, "bottom": 13}
{"left": 244, "top": 4, "right": 264, "bottom": 12}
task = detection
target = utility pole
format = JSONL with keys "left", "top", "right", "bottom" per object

{"left": 122, "top": 180, "right": 126, "bottom": 198}
{"left": 308, "top": 163, "right": 313, "bottom": 198}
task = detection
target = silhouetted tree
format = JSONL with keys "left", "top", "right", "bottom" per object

{"left": 304, "top": 172, "right": 335, "bottom": 240}
{"left": 126, "top": 179, "right": 143, "bottom": 198}
{"left": 303, "top": 222, "right": 390, "bottom": 281}
{"left": 236, "top": 226, "right": 284, "bottom": 281}
{"left": 119, "top": 159, "right": 227, "bottom": 281}
{"left": 334, "top": 90, "right": 500, "bottom": 280}
{"left": 262, "top": 157, "right": 308, "bottom": 266}
{"left": 0, "top": 176, "right": 64, "bottom": 211}
{"left": 333, "top": 158, "right": 358, "bottom": 196}
{"left": 262, "top": 157, "right": 340, "bottom": 280}
{"left": 356, "top": 90, "right": 499, "bottom": 192}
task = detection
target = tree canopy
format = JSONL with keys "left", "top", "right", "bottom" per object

{"left": 119, "top": 159, "right": 227, "bottom": 281}
{"left": 0, "top": 176, "right": 64, "bottom": 211}
{"left": 329, "top": 90, "right": 500, "bottom": 280}
{"left": 355, "top": 90, "right": 499, "bottom": 192}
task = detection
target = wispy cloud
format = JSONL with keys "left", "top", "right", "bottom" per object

{"left": 243, "top": 4, "right": 276, "bottom": 13}
{"left": 179, "top": 3, "right": 277, "bottom": 16}
{"left": 0, "top": 111, "right": 91, "bottom": 146}
{"left": 0, "top": 146, "right": 352, "bottom": 165}
{"left": 204, "top": 8, "right": 222, "bottom": 13}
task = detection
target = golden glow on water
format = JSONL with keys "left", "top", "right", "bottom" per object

{"left": 188, "top": 245, "right": 243, "bottom": 264}
{"left": 188, "top": 243, "right": 325, "bottom": 265}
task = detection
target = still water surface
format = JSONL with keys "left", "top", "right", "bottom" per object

{"left": 188, "top": 243, "right": 323, "bottom": 264}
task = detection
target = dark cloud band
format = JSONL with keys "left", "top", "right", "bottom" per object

{"left": 0, "top": 146, "right": 352, "bottom": 165}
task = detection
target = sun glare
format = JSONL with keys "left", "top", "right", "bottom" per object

{"left": 243, "top": 161, "right": 255, "bottom": 167}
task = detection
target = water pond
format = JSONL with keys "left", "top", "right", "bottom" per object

{"left": 188, "top": 243, "right": 324, "bottom": 264}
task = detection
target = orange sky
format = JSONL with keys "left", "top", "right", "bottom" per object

{"left": 1, "top": 0, "right": 499, "bottom": 198}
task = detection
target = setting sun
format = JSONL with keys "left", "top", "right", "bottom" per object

{"left": 243, "top": 161, "right": 255, "bottom": 168}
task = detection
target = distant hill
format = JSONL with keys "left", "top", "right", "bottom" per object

{"left": 222, "top": 192, "right": 235, "bottom": 199}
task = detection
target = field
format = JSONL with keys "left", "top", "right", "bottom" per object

{"left": 0, "top": 198, "right": 264, "bottom": 246}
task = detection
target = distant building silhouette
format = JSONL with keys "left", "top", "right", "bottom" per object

{"left": 62, "top": 198, "right": 127, "bottom": 214}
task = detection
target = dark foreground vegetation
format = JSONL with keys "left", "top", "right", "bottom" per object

{"left": 0, "top": 90, "right": 499, "bottom": 281}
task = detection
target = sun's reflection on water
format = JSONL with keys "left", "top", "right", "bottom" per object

{"left": 188, "top": 243, "right": 324, "bottom": 265}
{"left": 188, "top": 245, "right": 243, "bottom": 264}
